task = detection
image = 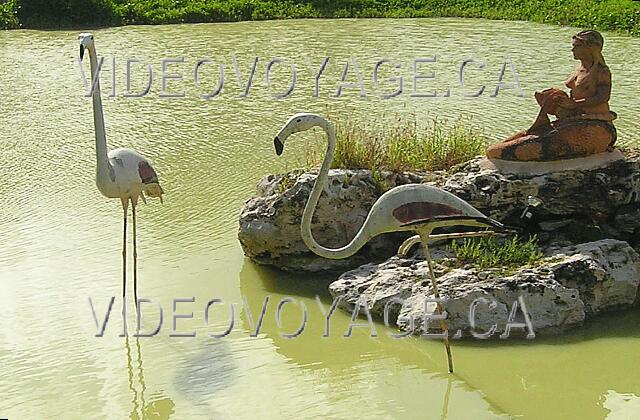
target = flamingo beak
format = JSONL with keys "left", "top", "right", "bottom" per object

{"left": 274, "top": 136, "right": 284, "bottom": 156}
{"left": 80, "top": 44, "right": 85, "bottom": 61}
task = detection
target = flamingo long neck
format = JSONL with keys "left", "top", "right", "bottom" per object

{"left": 87, "top": 45, "right": 111, "bottom": 183}
{"left": 300, "top": 120, "right": 372, "bottom": 259}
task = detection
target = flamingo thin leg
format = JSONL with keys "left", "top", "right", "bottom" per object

{"left": 121, "top": 198, "right": 130, "bottom": 334}
{"left": 122, "top": 202, "right": 128, "bottom": 300}
{"left": 132, "top": 201, "right": 138, "bottom": 310}
{"left": 420, "top": 231, "right": 454, "bottom": 374}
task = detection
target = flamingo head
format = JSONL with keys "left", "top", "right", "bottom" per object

{"left": 273, "top": 113, "right": 328, "bottom": 156}
{"left": 78, "top": 32, "right": 95, "bottom": 61}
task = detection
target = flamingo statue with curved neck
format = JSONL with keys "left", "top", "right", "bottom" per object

{"left": 79, "top": 33, "right": 164, "bottom": 308}
{"left": 274, "top": 113, "right": 507, "bottom": 373}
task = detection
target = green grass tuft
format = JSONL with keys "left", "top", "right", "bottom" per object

{"left": 306, "top": 116, "right": 487, "bottom": 173}
{"left": 447, "top": 235, "right": 544, "bottom": 271}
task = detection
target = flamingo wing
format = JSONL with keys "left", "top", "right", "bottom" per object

{"left": 392, "top": 201, "right": 501, "bottom": 228}
{"left": 138, "top": 160, "right": 159, "bottom": 185}
{"left": 392, "top": 202, "right": 465, "bottom": 224}
{"left": 354, "top": 184, "right": 504, "bottom": 240}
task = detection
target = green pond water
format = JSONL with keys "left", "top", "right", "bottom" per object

{"left": 1, "top": 18, "right": 640, "bottom": 419}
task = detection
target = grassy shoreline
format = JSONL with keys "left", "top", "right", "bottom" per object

{"left": 2, "top": 0, "right": 639, "bottom": 35}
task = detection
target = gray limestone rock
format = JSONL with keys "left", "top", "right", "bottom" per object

{"left": 239, "top": 154, "right": 640, "bottom": 272}
{"left": 328, "top": 239, "right": 640, "bottom": 336}
{"left": 238, "top": 169, "right": 426, "bottom": 272}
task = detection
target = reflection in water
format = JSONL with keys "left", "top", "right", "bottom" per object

{"left": 174, "top": 340, "right": 236, "bottom": 399}
{"left": 238, "top": 258, "right": 509, "bottom": 418}
{"left": 125, "top": 336, "right": 175, "bottom": 420}
{"left": 603, "top": 390, "right": 640, "bottom": 419}
{"left": 440, "top": 375, "right": 453, "bottom": 420}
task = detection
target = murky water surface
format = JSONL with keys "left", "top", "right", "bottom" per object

{"left": 1, "top": 18, "right": 639, "bottom": 419}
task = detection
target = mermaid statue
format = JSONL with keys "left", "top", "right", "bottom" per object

{"left": 486, "top": 30, "right": 617, "bottom": 161}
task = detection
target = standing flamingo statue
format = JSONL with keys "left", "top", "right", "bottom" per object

{"left": 79, "top": 33, "right": 164, "bottom": 308}
{"left": 273, "top": 113, "right": 506, "bottom": 373}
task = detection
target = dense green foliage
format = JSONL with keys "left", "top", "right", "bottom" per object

{"left": 3, "top": 0, "right": 640, "bottom": 35}
{"left": 448, "top": 235, "right": 544, "bottom": 270}
{"left": 0, "top": 0, "right": 19, "bottom": 29}
{"left": 16, "top": 0, "right": 118, "bottom": 28}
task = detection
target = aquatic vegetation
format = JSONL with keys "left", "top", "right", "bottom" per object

{"left": 447, "top": 235, "right": 544, "bottom": 271}
{"left": 306, "top": 115, "right": 487, "bottom": 173}
{"left": 4, "top": 0, "right": 640, "bottom": 36}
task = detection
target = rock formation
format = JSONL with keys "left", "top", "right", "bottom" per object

{"left": 238, "top": 170, "right": 424, "bottom": 272}
{"left": 239, "top": 153, "right": 640, "bottom": 272}
{"left": 328, "top": 240, "right": 640, "bottom": 336}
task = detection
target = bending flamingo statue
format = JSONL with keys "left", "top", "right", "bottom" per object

{"left": 273, "top": 113, "right": 506, "bottom": 373}
{"left": 79, "top": 33, "right": 164, "bottom": 308}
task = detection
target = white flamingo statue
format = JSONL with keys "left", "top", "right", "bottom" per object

{"left": 79, "top": 33, "right": 164, "bottom": 307}
{"left": 273, "top": 113, "right": 506, "bottom": 373}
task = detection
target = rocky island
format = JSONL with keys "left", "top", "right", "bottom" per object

{"left": 239, "top": 151, "right": 640, "bottom": 335}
